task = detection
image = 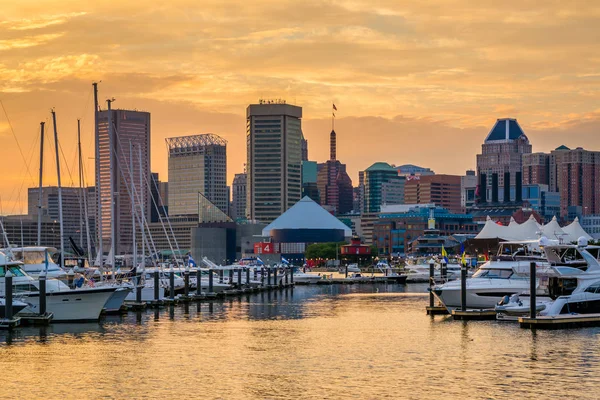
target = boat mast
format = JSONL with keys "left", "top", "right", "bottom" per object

{"left": 107, "top": 98, "right": 116, "bottom": 277}
{"left": 78, "top": 119, "right": 93, "bottom": 265}
{"left": 77, "top": 119, "right": 84, "bottom": 248}
{"left": 139, "top": 145, "right": 145, "bottom": 268}
{"left": 93, "top": 82, "right": 102, "bottom": 265}
{"left": 37, "top": 121, "right": 45, "bottom": 245}
{"left": 51, "top": 109, "right": 65, "bottom": 270}
{"left": 130, "top": 141, "right": 137, "bottom": 270}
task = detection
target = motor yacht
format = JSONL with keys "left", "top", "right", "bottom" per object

{"left": 292, "top": 268, "right": 322, "bottom": 283}
{"left": 433, "top": 240, "right": 554, "bottom": 310}
{"left": 0, "top": 252, "right": 118, "bottom": 321}
{"left": 5, "top": 247, "right": 65, "bottom": 278}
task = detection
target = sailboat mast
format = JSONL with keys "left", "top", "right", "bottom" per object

{"left": 130, "top": 141, "right": 137, "bottom": 270}
{"left": 79, "top": 120, "right": 92, "bottom": 266}
{"left": 139, "top": 145, "right": 145, "bottom": 268}
{"left": 77, "top": 119, "right": 84, "bottom": 248}
{"left": 93, "top": 82, "right": 102, "bottom": 265}
{"left": 107, "top": 98, "right": 116, "bottom": 277}
{"left": 51, "top": 110, "right": 65, "bottom": 270}
{"left": 37, "top": 121, "right": 45, "bottom": 245}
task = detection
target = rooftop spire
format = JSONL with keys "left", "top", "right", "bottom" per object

{"left": 330, "top": 129, "right": 336, "bottom": 161}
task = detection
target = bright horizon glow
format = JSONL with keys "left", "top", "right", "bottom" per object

{"left": 2, "top": 1, "right": 600, "bottom": 214}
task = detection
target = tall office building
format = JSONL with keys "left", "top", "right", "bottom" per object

{"left": 246, "top": 100, "right": 303, "bottom": 223}
{"left": 404, "top": 174, "right": 462, "bottom": 213}
{"left": 317, "top": 129, "right": 353, "bottom": 215}
{"left": 476, "top": 118, "right": 531, "bottom": 204}
{"left": 522, "top": 153, "right": 550, "bottom": 186}
{"left": 363, "top": 162, "right": 404, "bottom": 213}
{"left": 232, "top": 173, "right": 247, "bottom": 220}
{"left": 96, "top": 109, "right": 150, "bottom": 255}
{"left": 150, "top": 172, "right": 168, "bottom": 222}
{"left": 166, "top": 133, "right": 228, "bottom": 216}
{"left": 549, "top": 146, "right": 600, "bottom": 217}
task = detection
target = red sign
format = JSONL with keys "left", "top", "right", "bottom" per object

{"left": 254, "top": 242, "right": 274, "bottom": 254}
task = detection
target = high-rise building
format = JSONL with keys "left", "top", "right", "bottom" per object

{"left": 150, "top": 173, "right": 168, "bottom": 223}
{"left": 363, "top": 162, "right": 404, "bottom": 213}
{"left": 522, "top": 153, "right": 550, "bottom": 186}
{"left": 232, "top": 173, "right": 247, "bottom": 220}
{"left": 396, "top": 164, "right": 435, "bottom": 177}
{"left": 476, "top": 118, "right": 531, "bottom": 204}
{"left": 461, "top": 170, "right": 478, "bottom": 212}
{"left": 301, "top": 137, "right": 309, "bottom": 161}
{"left": 316, "top": 129, "right": 353, "bottom": 215}
{"left": 549, "top": 145, "right": 600, "bottom": 216}
{"left": 246, "top": 100, "right": 302, "bottom": 223}
{"left": 27, "top": 186, "right": 94, "bottom": 249}
{"left": 96, "top": 109, "right": 151, "bottom": 255}
{"left": 301, "top": 161, "right": 320, "bottom": 203}
{"left": 404, "top": 174, "right": 462, "bottom": 213}
{"left": 166, "top": 133, "right": 228, "bottom": 216}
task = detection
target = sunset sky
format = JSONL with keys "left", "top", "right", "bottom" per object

{"left": 2, "top": 1, "right": 600, "bottom": 214}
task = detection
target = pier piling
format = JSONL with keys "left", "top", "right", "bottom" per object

{"left": 39, "top": 272, "right": 47, "bottom": 315}
{"left": 184, "top": 268, "right": 190, "bottom": 298}
{"left": 460, "top": 262, "right": 467, "bottom": 312}
{"left": 196, "top": 269, "right": 202, "bottom": 296}
{"left": 169, "top": 269, "right": 175, "bottom": 301}
{"left": 530, "top": 261, "right": 536, "bottom": 319}
{"left": 429, "top": 262, "right": 434, "bottom": 308}
{"left": 5, "top": 270, "right": 13, "bottom": 320}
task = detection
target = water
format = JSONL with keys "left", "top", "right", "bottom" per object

{"left": 1, "top": 284, "right": 600, "bottom": 399}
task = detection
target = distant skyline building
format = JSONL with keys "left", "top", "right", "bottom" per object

{"left": 150, "top": 172, "right": 168, "bottom": 223}
{"left": 232, "top": 173, "right": 247, "bottom": 220}
{"left": 549, "top": 145, "right": 600, "bottom": 217}
{"left": 166, "top": 133, "right": 228, "bottom": 216}
{"left": 363, "top": 162, "right": 404, "bottom": 213}
{"left": 522, "top": 152, "right": 550, "bottom": 186}
{"left": 476, "top": 118, "right": 531, "bottom": 204}
{"left": 96, "top": 108, "right": 151, "bottom": 255}
{"left": 461, "top": 170, "right": 477, "bottom": 212}
{"left": 396, "top": 164, "right": 435, "bottom": 177}
{"left": 316, "top": 129, "right": 353, "bottom": 215}
{"left": 246, "top": 101, "right": 303, "bottom": 223}
{"left": 301, "top": 160, "right": 320, "bottom": 204}
{"left": 404, "top": 174, "right": 462, "bottom": 214}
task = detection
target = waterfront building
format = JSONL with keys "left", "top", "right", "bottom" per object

{"left": 363, "top": 162, "right": 404, "bottom": 213}
{"left": 96, "top": 109, "right": 151, "bottom": 255}
{"left": 166, "top": 133, "right": 228, "bottom": 216}
{"left": 522, "top": 152, "right": 550, "bottom": 186}
{"left": 232, "top": 173, "right": 247, "bottom": 221}
{"left": 404, "top": 174, "right": 462, "bottom": 214}
{"left": 316, "top": 129, "right": 353, "bottom": 214}
{"left": 580, "top": 215, "right": 600, "bottom": 240}
{"left": 461, "top": 170, "right": 478, "bottom": 212}
{"left": 522, "top": 184, "right": 560, "bottom": 221}
{"left": 246, "top": 100, "right": 303, "bottom": 223}
{"left": 476, "top": 118, "right": 531, "bottom": 204}
{"left": 0, "top": 215, "right": 62, "bottom": 248}
{"left": 373, "top": 204, "right": 479, "bottom": 256}
{"left": 549, "top": 145, "right": 600, "bottom": 217}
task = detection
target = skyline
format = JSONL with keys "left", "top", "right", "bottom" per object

{"left": 2, "top": 2, "right": 600, "bottom": 214}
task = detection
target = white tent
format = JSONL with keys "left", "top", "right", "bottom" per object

{"left": 508, "top": 216, "right": 518, "bottom": 228}
{"left": 510, "top": 214, "right": 541, "bottom": 241}
{"left": 541, "top": 216, "right": 568, "bottom": 242}
{"left": 563, "top": 217, "right": 593, "bottom": 242}
{"left": 475, "top": 216, "right": 512, "bottom": 240}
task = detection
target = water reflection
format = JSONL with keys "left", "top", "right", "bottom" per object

{"left": 0, "top": 284, "right": 600, "bottom": 399}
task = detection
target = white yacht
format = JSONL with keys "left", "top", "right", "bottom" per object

{"left": 0, "top": 252, "right": 118, "bottom": 321}
{"left": 292, "top": 268, "right": 322, "bottom": 283}
{"left": 5, "top": 247, "right": 65, "bottom": 278}
{"left": 433, "top": 240, "right": 553, "bottom": 310}
{"left": 340, "top": 264, "right": 360, "bottom": 273}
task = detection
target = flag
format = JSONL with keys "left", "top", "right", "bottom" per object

{"left": 281, "top": 257, "right": 289, "bottom": 265}
{"left": 188, "top": 255, "right": 197, "bottom": 268}
{"left": 333, "top": 103, "right": 337, "bottom": 111}
{"left": 441, "top": 246, "right": 449, "bottom": 264}
{"left": 460, "top": 243, "right": 466, "bottom": 266}
{"left": 332, "top": 112, "right": 336, "bottom": 118}
{"left": 256, "top": 256, "right": 265, "bottom": 265}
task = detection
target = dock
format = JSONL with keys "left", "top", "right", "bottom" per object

{"left": 451, "top": 309, "right": 497, "bottom": 320}
{"left": 426, "top": 306, "right": 449, "bottom": 315}
{"left": 519, "top": 313, "right": 600, "bottom": 329}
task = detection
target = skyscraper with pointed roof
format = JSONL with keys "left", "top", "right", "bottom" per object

{"left": 476, "top": 118, "right": 532, "bottom": 204}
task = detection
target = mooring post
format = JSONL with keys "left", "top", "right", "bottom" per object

{"left": 345, "top": 264, "right": 348, "bottom": 278}
{"left": 460, "top": 262, "right": 467, "bottom": 312}
{"left": 267, "top": 268, "right": 272, "bottom": 286}
{"left": 136, "top": 268, "right": 143, "bottom": 303}
{"left": 208, "top": 269, "right": 214, "bottom": 293}
{"left": 184, "top": 267, "right": 190, "bottom": 297}
{"left": 290, "top": 266, "right": 294, "bottom": 284}
{"left": 441, "top": 263, "right": 447, "bottom": 282}
{"left": 253, "top": 268, "right": 258, "bottom": 281}
{"left": 154, "top": 270, "right": 160, "bottom": 301}
{"left": 219, "top": 269, "right": 224, "bottom": 284}
{"left": 237, "top": 268, "right": 242, "bottom": 287}
{"left": 246, "top": 268, "right": 250, "bottom": 287}
{"left": 261, "top": 267, "right": 265, "bottom": 287}
{"left": 5, "top": 270, "right": 13, "bottom": 320}
{"left": 39, "top": 271, "right": 47, "bottom": 315}
{"left": 197, "top": 269, "right": 202, "bottom": 296}
{"left": 429, "top": 262, "right": 435, "bottom": 308}
{"left": 530, "top": 261, "right": 537, "bottom": 319}
{"left": 169, "top": 268, "right": 175, "bottom": 300}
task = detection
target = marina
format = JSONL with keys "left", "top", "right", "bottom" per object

{"left": 2, "top": 283, "right": 600, "bottom": 399}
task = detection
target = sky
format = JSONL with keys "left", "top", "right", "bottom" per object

{"left": 1, "top": 0, "right": 600, "bottom": 214}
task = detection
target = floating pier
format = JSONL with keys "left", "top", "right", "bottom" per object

{"left": 426, "top": 306, "right": 449, "bottom": 316}
{"left": 519, "top": 314, "right": 600, "bottom": 329}
{"left": 451, "top": 309, "right": 497, "bottom": 320}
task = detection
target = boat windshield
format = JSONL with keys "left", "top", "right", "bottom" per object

{"left": 472, "top": 268, "right": 513, "bottom": 279}
{"left": 0, "top": 265, "right": 27, "bottom": 277}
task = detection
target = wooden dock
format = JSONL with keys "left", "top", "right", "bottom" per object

{"left": 519, "top": 313, "right": 600, "bottom": 329}
{"left": 451, "top": 309, "right": 497, "bottom": 321}
{"left": 426, "top": 306, "right": 449, "bottom": 316}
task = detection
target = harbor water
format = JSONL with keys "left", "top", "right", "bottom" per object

{"left": 1, "top": 283, "right": 600, "bottom": 399}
